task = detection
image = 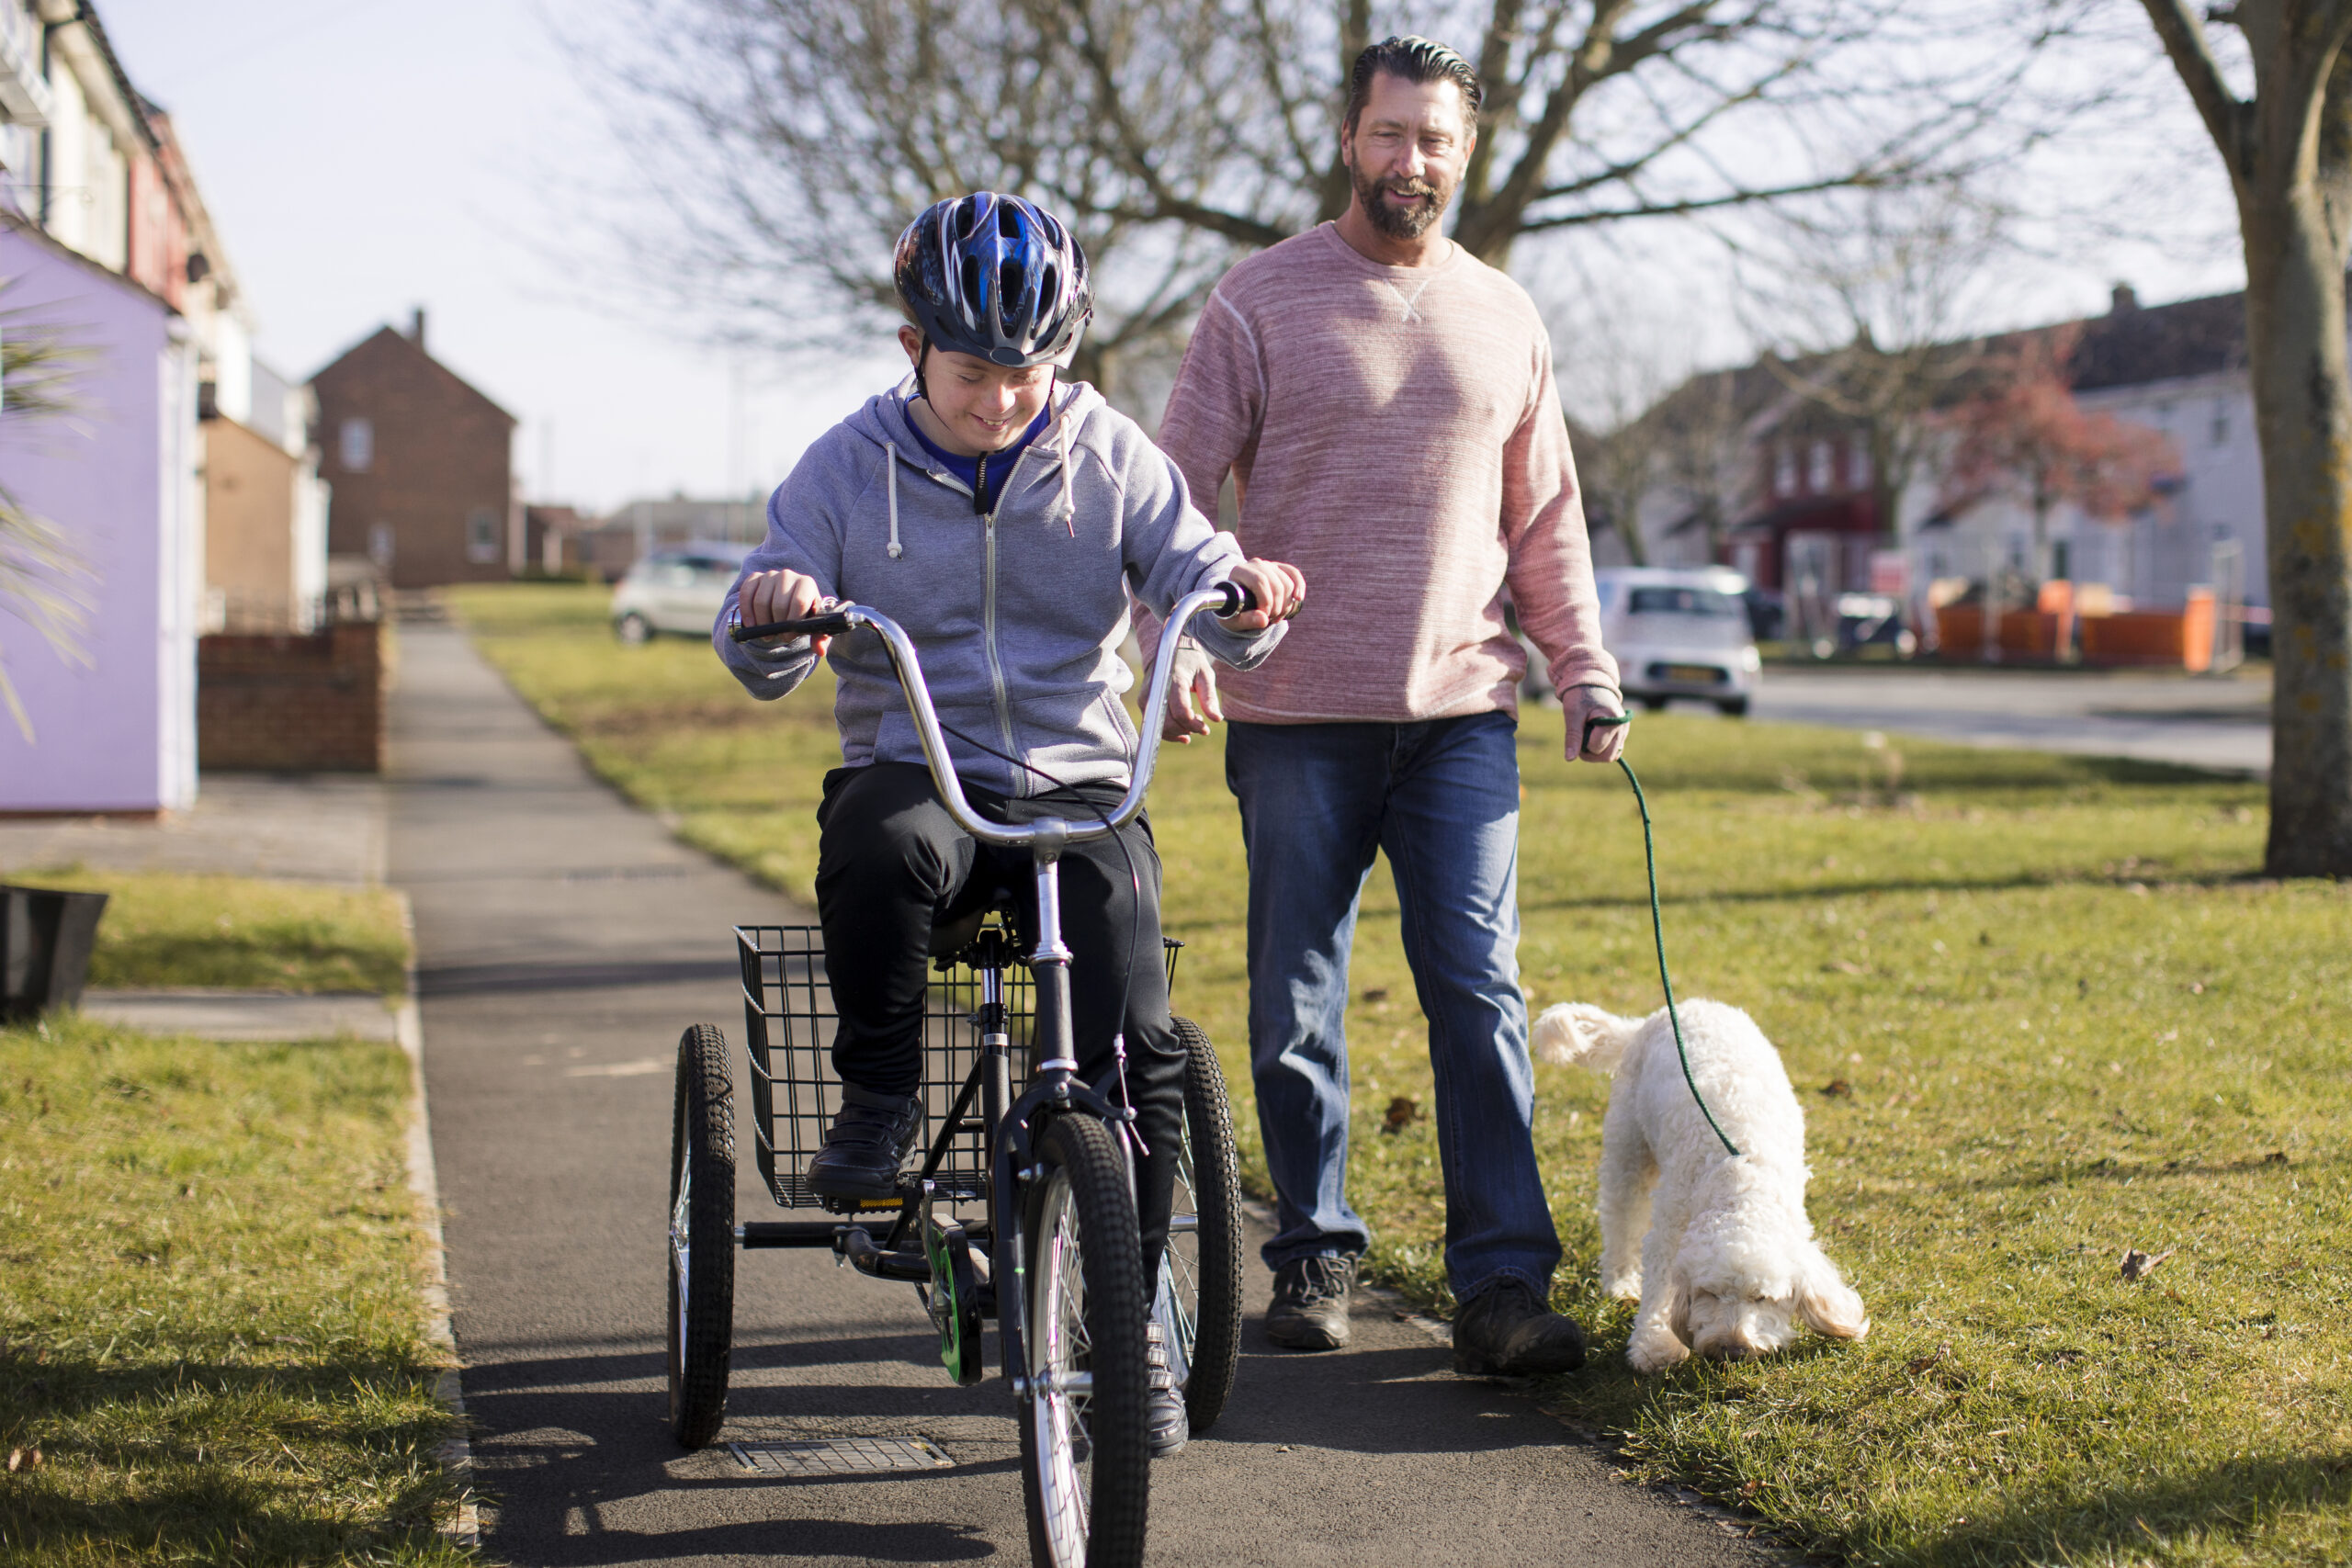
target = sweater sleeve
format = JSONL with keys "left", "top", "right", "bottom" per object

{"left": 1134, "top": 289, "right": 1267, "bottom": 664}
{"left": 711, "top": 450, "right": 854, "bottom": 699}
{"left": 1502, "top": 331, "right": 1620, "bottom": 697}
{"left": 1115, "top": 425, "right": 1284, "bottom": 672}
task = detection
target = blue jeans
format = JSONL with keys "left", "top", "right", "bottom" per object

{"left": 1225, "top": 712, "right": 1560, "bottom": 1303}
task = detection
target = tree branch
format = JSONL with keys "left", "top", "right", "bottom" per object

{"left": 2139, "top": 0, "right": 2245, "bottom": 163}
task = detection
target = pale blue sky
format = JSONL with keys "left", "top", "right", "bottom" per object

{"left": 98, "top": 0, "right": 2245, "bottom": 513}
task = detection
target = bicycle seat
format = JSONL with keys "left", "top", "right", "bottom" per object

{"left": 929, "top": 881, "right": 1019, "bottom": 959}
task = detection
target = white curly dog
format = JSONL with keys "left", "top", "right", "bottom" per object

{"left": 1533, "top": 999, "right": 1869, "bottom": 1372}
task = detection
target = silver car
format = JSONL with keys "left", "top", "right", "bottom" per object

{"left": 1598, "top": 567, "right": 1761, "bottom": 716}
{"left": 611, "top": 543, "right": 750, "bottom": 644}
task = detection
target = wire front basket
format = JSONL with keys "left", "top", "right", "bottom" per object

{"left": 734, "top": 924, "right": 1034, "bottom": 1210}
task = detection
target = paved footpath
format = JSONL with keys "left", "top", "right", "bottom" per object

{"left": 1748, "top": 665, "right": 2269, "bottom": 776}
{"left": 393, "top": 622, "right": 1777, "bottom": 1568}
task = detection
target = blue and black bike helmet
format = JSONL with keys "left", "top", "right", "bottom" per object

{"left": 894, "top": 193, "right": 1091, "bottom": 368}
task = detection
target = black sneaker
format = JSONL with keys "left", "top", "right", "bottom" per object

{"left": 1264, "top": 1255, "right": 1355, "bottom": 1350}
{"left": 1451, "top": 1279, "right": 1586, "bottom": 1375}
{"left": 1145, "top": 1319, "right": 1188, "bottom": 1458}
{"left": 806, "top": 1085, "right": 922, "bottom": 1201}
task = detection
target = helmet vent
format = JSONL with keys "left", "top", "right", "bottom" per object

{"left": 961, "top": 255, "right": 985, "bottom": 320}
{"left": 1001, "top": 261, "right": 1025, "bottom": 327}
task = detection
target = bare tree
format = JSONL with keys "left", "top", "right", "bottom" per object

{"left": 2138, "top": 0, "right": 2352, "bottom": 877}
{"left": 1742, "top": 188, "right": 2010, "bottom": 546}
{"left": 580, "top": 0, "right": 2098, "bottom": 401}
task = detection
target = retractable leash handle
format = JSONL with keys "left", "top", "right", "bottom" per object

{"left": 1577, "top": 711, "right": 1742, "bottom": 1159}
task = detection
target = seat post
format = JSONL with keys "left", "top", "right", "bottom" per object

{"left": 1026, "top": 821, "right": 1077, "bottom": 1095}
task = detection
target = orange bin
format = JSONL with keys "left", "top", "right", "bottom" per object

{"left": 2079, "top": 590, "right": 2214, "bottom": 671}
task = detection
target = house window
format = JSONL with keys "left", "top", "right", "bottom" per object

{"left": 339, "top": 417, "right": 373, "bottom": 471}
{"left": 1809, "top": 440, "right": 1835, "bottom": 492}
{"left": 1849, "top": 444, "right": 1871, "bottom": 488}
{"left": 467, "top": 507, "right": 500, "bottom": 564}
{"left": 1773, "top": 445, "right": 1798, "bottom": 497}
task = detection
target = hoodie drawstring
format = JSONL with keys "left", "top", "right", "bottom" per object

{"left": 885, "top": 442, "right": 904, "bottom": 559}
{"left": 1057, "top": 416, "right": 1075, "bottom": 538}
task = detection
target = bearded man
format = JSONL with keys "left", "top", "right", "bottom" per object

{"left": 1152, "top": 35, "right": 1626, "bottom": 1374}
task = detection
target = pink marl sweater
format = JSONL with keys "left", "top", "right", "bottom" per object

{"left": 1156, "top": 222, "right": 1618, "bottom": 723}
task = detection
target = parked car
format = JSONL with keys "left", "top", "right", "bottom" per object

{"left": 611, "top": 543, "right": 750, "bottom": 643}
{"left": 1594, "top": 567, "right": 1761, "bottom": 716}
{"left": 1833, "top": 592, "right": 1917, "bottom": 657}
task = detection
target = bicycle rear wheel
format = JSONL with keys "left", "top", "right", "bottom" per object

{"left": 1159, "top": 1017, "right": 1243, "bottom": 1433}
{"left": 667, "top": 1023, "right": 735, "bottom": 1449}
{"left": 1019, "top": 1113, "right": 1150, "bottom": 1568}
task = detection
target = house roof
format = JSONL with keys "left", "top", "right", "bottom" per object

{"left": 309, "top": 324, "right": 517, "bottom": 426}
{"left": 2064, "top": 290, "right": 2248, "bottom": 392}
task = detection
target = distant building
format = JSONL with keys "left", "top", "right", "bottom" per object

{"left": 519, "top": 503, "right": 589, "bottom": 576}
{"left": 587, "top": 494, "right": 766, "bottom": 581}
{"left": 311, "top": 310, "right": 517, "bottom": 589}
{"left": 0, "top": 0, "right": 225, "bottom": 813}
{"left": 206, "top": 356, "right": 331, "bottom": 632}
{"left": 1616, "top": 283, "right": 2296, "bottom": 615}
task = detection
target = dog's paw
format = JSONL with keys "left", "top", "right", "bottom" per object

{"left": 1601, "top": 1272, "right": 1643, "bottom": 1302}
{"left": 1626, "top": 1325, "right": 1690, "bottom": 1374}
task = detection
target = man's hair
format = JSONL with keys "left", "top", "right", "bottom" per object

{"left": 1343, "top": 35, "right": 1483, "bottom": 134}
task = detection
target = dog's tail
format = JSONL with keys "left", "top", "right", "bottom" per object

{"left": 1531, "top": 1003, "right": 1641, "bottom": 1073}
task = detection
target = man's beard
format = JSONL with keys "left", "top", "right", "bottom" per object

{"left": 1351, "top": 161, "right": 1451, "bottom": 240}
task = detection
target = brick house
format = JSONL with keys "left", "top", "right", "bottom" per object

{"left": 311, "top": 310, "right": 516, "bottom": 589}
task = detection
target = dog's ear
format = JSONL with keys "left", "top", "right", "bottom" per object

{"left": 1532, "top": 1003, "right": 1636, "bottom": 1071}
{"left": 1665, "top": 1275, "right": 1693, "bottom": 1346}
{"left": 1793, "top": 1247, "right": 1869, "bottom": 1342}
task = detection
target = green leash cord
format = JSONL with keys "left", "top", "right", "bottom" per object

{"left": 1585, "top": 715, "right": 1742, "bottom": 1159}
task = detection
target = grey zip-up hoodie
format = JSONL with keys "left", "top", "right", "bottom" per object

{"left": 715, "top": 377, "right": 1285, "bottom": 797}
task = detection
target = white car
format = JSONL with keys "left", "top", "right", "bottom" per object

{"left": 1595, "top": 567, "right": 1761, "bottom": 716}
{"left": 611, "top": 543, "right": 750, "bottom": 644}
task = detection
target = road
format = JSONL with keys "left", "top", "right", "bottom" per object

{"left": 1741, "top": 665, "right": 2270, "bottom": 776}
{"left": 391, "top": 623, "right": 1777, "bottom": 1567}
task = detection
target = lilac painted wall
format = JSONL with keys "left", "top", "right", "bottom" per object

{"left": 0, "top": 228, "right": 201, "bottom": 813}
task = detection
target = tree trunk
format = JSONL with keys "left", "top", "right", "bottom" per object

{"left": 2245, "top": 193, "right": 2352, "bottom": 874}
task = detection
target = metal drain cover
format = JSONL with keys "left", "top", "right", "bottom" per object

{"left": 727, "top": 1438, "right": 953, "bottom": 1476}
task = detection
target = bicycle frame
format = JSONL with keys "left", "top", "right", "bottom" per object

{"left": 729, "top": 583, "right": 1251, "bottom": 1387}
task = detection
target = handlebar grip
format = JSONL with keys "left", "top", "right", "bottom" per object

{"left": 731, "top": 613, "right": 854, "bottom": 643}
{"left": 1215, "top": 581, "right": 1260, "bottom": 618}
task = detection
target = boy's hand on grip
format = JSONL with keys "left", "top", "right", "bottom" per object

{"left": 1217, "top": 558, "right": 1305, "bottom": 632}
{"left": 739, "top": 569, "right": 833, "bottom": 658}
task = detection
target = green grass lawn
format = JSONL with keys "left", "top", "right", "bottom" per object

{"left": 9, "top": 869, "right": 410, "bottom": 996}
{"left": 0, "top": 1014, "right": 469, "bottom": 1563}
{"left": 449, "top": 581, "right": 2350, "bottom": 1566}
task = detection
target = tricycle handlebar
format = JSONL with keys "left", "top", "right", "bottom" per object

{"left": 729, "top": 582, "right": 1257, "bottom": 852}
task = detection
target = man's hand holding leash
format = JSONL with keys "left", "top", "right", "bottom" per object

{"left": 1566, "top": 684, "right": 1629, "bottom": 764}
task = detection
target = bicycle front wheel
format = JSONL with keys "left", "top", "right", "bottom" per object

{"left": 1019, "top": 1113, "right": 1151, "bottom": 1568}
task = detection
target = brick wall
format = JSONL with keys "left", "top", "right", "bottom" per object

{"left": 197, "top": 621, "right": 385, "bottom": 772}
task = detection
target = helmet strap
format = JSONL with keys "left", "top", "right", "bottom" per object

{"left": 912, "top": 338, "right": 932, "bottom": 401}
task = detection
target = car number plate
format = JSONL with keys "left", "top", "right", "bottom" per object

{"left": 1662, "top": 664, "right": 1722, "bottom": 682}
